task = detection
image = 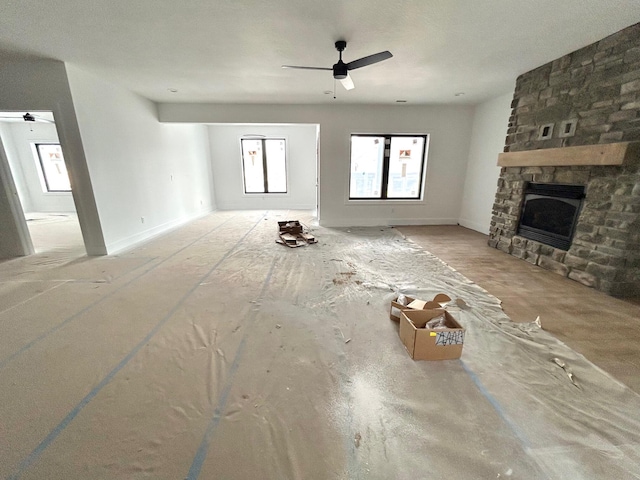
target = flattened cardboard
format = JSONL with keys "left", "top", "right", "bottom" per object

{"left": 433, "top": 293, "right": 451, "bottom": 305}
{"left": 276, "top": 220, "right": 317, "bottom": 248}
{"left": 389, "top": 293, "right": 452, "bottom": 322}
{"left": 399, "top": 309, "right": 464, "bottom": 361}
{"left": 407, "top": 299, "right": 427, "bottom": 310}
{"left": 280, "top": 233, "right": 298, "bottom": 245}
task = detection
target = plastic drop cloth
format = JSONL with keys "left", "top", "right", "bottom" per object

{"left": 1, "top": 210, "right": 640, "bottom": 480}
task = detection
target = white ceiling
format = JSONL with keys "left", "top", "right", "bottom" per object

{"left": 1, "top": 0, "right": 640, "bottom": 105}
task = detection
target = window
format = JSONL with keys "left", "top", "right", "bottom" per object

{"left": 241, "top": 138, "right": 287, "bottom": 194}
{"left": 35, "top": 143, "right": 71, "bottom": 192}
{"left": 349, "top": 134, "right": 427, "bottom": 200}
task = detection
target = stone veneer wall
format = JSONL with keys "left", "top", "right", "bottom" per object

{"left": 489, "top": 23, "right": 640, "bottom": 297}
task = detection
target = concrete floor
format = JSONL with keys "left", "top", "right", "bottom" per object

{"left": 396, "top": 225, "right": 640, "bottom": 393}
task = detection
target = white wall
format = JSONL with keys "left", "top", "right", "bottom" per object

{"left": 208, "top": 124, "right": 317, "bottom": 210}
{"left": 458, "top": 93, "right": 513, "bottom": 234}
{"left": 0, "top": 122, "right": 76, "bottom": 213}
{"left": 66, "top": 65, "right": 215, "bottom": 254}
{"left": 0, "top": 58, "right": 106, "bottom": 255}
{"left": 0, "top": 123, "right": 29, "bottom": 211}
{"left": 0, "top": 133, "right": 33, "bottom": 256}
{"left": 159, "top": 104, "right": 475, "bottom": 227}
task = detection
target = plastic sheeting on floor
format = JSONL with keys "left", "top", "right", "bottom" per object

{"left": 1, "top": 210, "right": 639, "bottom": 480}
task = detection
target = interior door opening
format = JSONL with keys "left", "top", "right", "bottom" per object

{"left": 0, "top": 110, "right": 86, "bottom": 257}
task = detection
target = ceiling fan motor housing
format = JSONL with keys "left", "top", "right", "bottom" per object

{"left": 333, "top": 61, "right": 348, "bottom": 79}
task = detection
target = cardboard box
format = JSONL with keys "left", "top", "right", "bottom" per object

{"left": 399, "top": 308, "right": 464, "bottom": 361}
{"left": 389, "top": 293, "right": 451, "bottom": 321}
{"left": 276, "top": 220, "right": 317, "bottom": 248}
{"left": 278, "top": 220, "right": 303, "bottom": 235}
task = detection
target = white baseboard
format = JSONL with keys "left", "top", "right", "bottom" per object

{"left": 319, "top": 217, "right": 459, "bottom": 228}
{"left": 217, "top": 203, "right": 316, "bottom": 210}
{"left": 105, "top": 205, "right": 216, "bottom": 255}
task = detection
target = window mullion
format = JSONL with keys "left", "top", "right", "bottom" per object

{"left": 381, "top": 136, "right": 391, "bottom": 199}
{"left": 261, "top": 139, "right": 269, "bottom": 193}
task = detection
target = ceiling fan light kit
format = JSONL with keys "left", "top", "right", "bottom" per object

{"left": 282, "top": 40, "right": 392, "bottom": 91}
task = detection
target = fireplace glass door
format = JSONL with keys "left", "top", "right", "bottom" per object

{"left": 517, "top": 183, "right": 585, "bottom": 250}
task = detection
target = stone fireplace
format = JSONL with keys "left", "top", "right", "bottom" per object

{"left": 489, "top": 143, "right": 639, "bottom": 297}
{"left": 489, "top": 22, "right": 640, "bottom": 297}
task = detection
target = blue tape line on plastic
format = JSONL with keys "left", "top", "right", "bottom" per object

{"left": 461, "top": 360, "right": 531, "bottom": 450}
{"left": 8, "top": 213, "right": 264, "bottom": 479}
{"left": 186, "top": 257, "right": 276, "bottom": 480}
{"left": 0, "top": 215, "right": 236, "bottom": 370}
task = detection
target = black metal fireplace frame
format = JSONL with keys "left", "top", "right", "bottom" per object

{"left": 517, "top": 183, "right": 585, "bottom": 251}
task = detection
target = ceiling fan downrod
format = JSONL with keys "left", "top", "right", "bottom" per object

{"left": 333, "top": 40, "right": 348, "bottom": 80}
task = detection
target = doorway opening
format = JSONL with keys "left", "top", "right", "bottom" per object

{"left": 0, "top": 111, "right": 85, "bottom": 256}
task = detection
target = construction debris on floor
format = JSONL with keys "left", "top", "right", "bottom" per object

{"left": 2, "top": 210, "right": 640, "bottom": 479}
{"left": 275, "top": 219, "right": 317, "bottom": 247}
{"left": 389, "top": 292, "right": 451, "bottom": 321}
{"left": 391, "top": 293, "right": 465, "bottom": 360}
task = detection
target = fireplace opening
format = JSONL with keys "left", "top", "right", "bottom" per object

{"left": 517, "top": 183, "right": 585, "bottom": 250}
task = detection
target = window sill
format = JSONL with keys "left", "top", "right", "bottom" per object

{"left": 346, "top": 198, "right": 424, "bottom": 206}
{"left": 243, "top": 193, "right": 290, "bottom": 196}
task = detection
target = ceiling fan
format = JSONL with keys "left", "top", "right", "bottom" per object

{"left": 0, "top": 112, "right": 55, "bottom": 123}
{"left": 282, "top": 40, "right": 392, "bottom": 91}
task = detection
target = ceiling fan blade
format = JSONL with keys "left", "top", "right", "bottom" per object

{"left": 346, "top": 51, "right": 392, "bottom": 70}
{"left": 0, "top": 113, "right": 54, "bottom": 123}
{"left": 340, "top": 73, "right": 355, "bottom": 90}
{"left": 282, "top": 65, "right": 332, "bottom": 71}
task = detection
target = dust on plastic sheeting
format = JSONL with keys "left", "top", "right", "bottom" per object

{"left": 1, "top": 210, "right": 639, "bottom": 480}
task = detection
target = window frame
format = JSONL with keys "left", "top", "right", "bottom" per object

{"left": 348, "top": 134, "right": 428, "bottom": 201}
{"left": 34, "top": 143, "right": 71, "bottom": 193}
{"left": 240, "top": 137, "right": 288, "bottom": 195}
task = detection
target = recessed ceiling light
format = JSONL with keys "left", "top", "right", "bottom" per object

{"left": 454, "top": 92, "right": 465, "bottom": 97}
{"left": 168, "top": 88, "right": 178, "bottom": 93}
{"left": 396, "top": 100, "right": 407, "bottom": 103}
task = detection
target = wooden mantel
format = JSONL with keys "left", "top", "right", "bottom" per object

{"left": 497, "top": 141, "right": 639, "bottom": 167}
